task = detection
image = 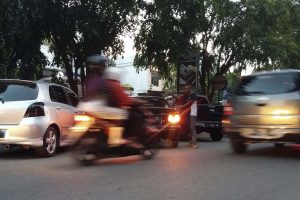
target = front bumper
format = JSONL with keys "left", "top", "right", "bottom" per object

{"left": 152, "top": 124, "right": 180, "bottom": 139}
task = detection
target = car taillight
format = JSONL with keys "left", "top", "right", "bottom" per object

{"left": 223, "top": 104, "right": 233, "bottom": 116}
{"left": 24, "top": 102, "right": 45, "bottom": 118}
{"left": 222, "top": 103, "right": 233, "bottom": 125}
{"left": 168, "top": 113, "right": 180, "bottom": 124}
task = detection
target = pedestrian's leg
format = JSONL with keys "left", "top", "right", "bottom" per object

{"left": 190, "top": 116, "right": 198, "bottom": 148}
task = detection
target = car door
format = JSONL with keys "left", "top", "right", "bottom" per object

{"left": 49, "top": 85, "right": 78, "bottom": 139}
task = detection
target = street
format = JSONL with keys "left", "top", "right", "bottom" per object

{"left": 1, "top": 135, "right": 300, "bottom": 200}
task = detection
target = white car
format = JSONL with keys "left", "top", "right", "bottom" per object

{"left": 0, "top": 79, "right": 79, "bottom": 157}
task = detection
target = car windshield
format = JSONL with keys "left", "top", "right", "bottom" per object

{"left": 0, "top": 81, "right": 38, "bottom": 101}
{"left": 235, "top": 73, "right": 300, "bottom": 96}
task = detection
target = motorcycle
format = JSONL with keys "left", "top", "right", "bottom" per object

{"left": 68, "top": 101, "right": 157, "bottom": 166}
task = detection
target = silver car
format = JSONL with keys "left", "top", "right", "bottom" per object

{"left": 223, "top": 69, "right": 300, "bottom": 153}
{"left": 0, "top": 79, "right": 79, "bottom": 157}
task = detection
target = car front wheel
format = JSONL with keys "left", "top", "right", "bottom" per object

{"left": 35, "top": 126, "right": 58, "bottom": 157}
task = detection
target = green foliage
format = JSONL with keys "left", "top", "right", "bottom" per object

{"left": 0, "top": 0, "right": 298, "bottom": 101}
{"left": 0, "top": 0, "right": 47, "bottom": 80}
{"left": 162, "top": 64, "right": 177, "bottom": 93}
{"left": 134, "top": 0, "right": 300, "bottom": 100}
{"left": 0, "top": 0, "right": 139, "bottom": 95}
{"left": 44, "top": 0, "right": 140, "bottom": 95}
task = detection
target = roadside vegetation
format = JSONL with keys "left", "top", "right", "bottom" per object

{"left": 0, "top": 0, "right": 299, "bottom": 100}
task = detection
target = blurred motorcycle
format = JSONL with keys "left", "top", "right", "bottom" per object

{"left": 68, "top": 100, "right": 157, "bottom": 166}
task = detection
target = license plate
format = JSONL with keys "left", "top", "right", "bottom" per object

{"left": 240, "top": 128, "right": 269, "bottom": 138}
{"left": 206, "top": 123, "right": 221, "bottom": 128}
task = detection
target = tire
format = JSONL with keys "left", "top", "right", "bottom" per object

{"left": 71, "top": 133, "right": 102, "bottom": 166}
{"left": 231, "top": 139, "right": 247, "bottom": 154}
{"left": 274, "top": 143, "right": 285, "bottom": 147}
{"left": 35, "top": 126, "right": 58, "bottom": 157}
{"left": 209, "top": 131, "right": 223, "bottom": 141}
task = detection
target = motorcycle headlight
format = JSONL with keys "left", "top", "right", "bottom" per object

{"left": 168, "top": 114, "right": 180, "bottom": 124}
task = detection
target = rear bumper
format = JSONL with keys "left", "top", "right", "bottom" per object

{"left": 224, "top": 126, "right": 300, "bottom": 143}
{"left": 0, "top": 138, "right": 43, "bottom": 147}
{"left": 0, "top": 118, "right": 49, "bottom": 147}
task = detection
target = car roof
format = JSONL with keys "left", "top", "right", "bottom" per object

{"left": 0, "top": 79, "right": 72, "bottom": 91}
{"left": 0, "top": 79, "right": 36, "bottom": 84}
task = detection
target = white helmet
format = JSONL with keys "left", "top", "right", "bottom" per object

{"left": 104, "top": 67, "right": 122, "bottom": 82}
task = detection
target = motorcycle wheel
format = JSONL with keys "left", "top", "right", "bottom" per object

{"left": 72, "top": 133, "right": 102, "bottom": 166}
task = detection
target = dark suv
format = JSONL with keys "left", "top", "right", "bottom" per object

{"left": 223, "top": 70, "right": 300, "bottom": 153}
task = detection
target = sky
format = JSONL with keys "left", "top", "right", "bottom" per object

{"left": 120, "top": 35, "right": 136, "bottom": 58}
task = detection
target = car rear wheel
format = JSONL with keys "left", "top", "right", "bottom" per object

{"left": 209, "top": 131, "right": 223, "bottom": 141}
{"left": 231, "top": 139, "right": 247, "bottom": 154}
{"left": 35, "top": 126, "right": 58, "bottom": 157}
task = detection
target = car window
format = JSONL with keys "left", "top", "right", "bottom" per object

{"left": 0, "top": 81, "right": 38, "bottom": 101}
{"left": 65, "top": 88, "right": 79, "bottom": 107}
{"left": 235, "top": 72, "right": 300, "bottom": 96}
{"left": 49, "top": 85, "right": 69, "bottom": 104}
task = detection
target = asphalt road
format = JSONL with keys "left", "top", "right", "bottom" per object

{"left": 1, "top": 135, "right": 300, "bottom": 200}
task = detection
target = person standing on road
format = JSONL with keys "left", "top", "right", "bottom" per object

{"left": 174, "top": 84, "right": 198, "bottom": 149}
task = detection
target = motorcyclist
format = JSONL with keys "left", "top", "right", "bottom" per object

{"left": 83, "top": 54, "right": 154, "bottom": 147}
{"left": 82, "top": 54, "right": 129, "bottom": 145}
{"left": 103, "top": 67, "right": 157, "bottom": 146}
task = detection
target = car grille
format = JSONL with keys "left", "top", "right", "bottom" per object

{"left": 154, "top": 114, "right": 165, "bottom": 124}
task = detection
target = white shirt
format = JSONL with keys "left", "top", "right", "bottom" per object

{"left": 190, "top": 101, "right": 197, "bottom": 116}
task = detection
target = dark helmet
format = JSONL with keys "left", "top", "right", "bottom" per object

{"left": 86, "top": 54, "right": 109, "bottom": 76}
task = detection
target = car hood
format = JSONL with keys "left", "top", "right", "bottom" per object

{"left": 0, "top": 100, "right": 36, "bottom": 125}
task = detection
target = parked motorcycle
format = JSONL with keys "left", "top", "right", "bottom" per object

{"left": 68, "top": 102, "right": 157, "bottom": 166}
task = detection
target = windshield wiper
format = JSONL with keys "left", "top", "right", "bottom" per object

{"left": 0, "top": 97, "right": 5, "bottom": 104}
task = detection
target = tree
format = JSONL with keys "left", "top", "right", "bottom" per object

{"left": 0, "top": 0, "right": 47, "bottom": 80}
{"left": 45, "top": 0, "right": 140, "bottom": 95}
{"left": 134, "top": 0, "right": 299, "bottom": 100}
{"left": 0, "top": 0, "right": 140, "bottom": 96}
